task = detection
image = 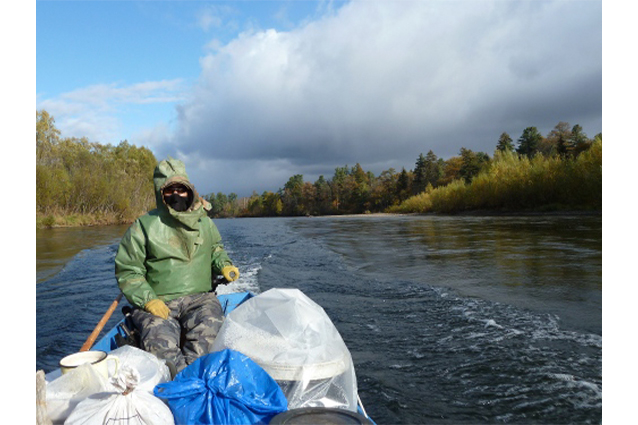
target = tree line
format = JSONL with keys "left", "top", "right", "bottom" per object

{"left": 205, "top": 122, "right": 601, "bottom": 217}
{"left": 36, "top": 109, "right": 601, "bottom": 227}
{"left": 36, "top": 110, "right": 157, "bottom": 227}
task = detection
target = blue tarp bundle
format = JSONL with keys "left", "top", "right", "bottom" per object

{"left": 154, "top": 349, "right": 288, "bottom": 425}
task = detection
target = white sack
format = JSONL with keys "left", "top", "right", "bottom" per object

{"left": 65, "top": 365, "right": 174, "bottom": 425}
{"left": 108, "top": 345, "right": 171, "bottom": 392}
{"left": 46, "top": 363, "right": 110, "bottom": 424}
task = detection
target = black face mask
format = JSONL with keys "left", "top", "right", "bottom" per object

{"left": 165, "top": 193, "right": 190, "bottom": 212}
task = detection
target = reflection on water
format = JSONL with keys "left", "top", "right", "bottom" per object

{"left": 36, "top": 225, "right": 129, "bottom": 282}
{"left": 291, "top": 214, "right": 602, "bottom": 334}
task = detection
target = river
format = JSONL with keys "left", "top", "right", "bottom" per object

{"left": 36, "top": 214, "right": 602, "bottom": 424}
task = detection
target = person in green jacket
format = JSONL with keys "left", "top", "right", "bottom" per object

{"left": 115, "top": 157, "right": 239, "bottom": 371}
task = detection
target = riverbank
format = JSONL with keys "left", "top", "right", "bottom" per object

{"left": 36, "top": 212, "right": 136, "bottom": 229}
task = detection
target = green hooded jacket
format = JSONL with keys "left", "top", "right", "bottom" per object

{"left": 115, "top": 158, "right": 233, "bottom": 308}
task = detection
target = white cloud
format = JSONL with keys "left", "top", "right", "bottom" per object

{"left": 197, "top": 5, "right": 224, "bottom": 31}
{"left": 37, "top": 79, "right": 185, "bottom": 143}
{"left": 151, "top": 0, "right": 600, "bottom": 196}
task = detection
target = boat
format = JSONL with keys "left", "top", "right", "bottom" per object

{"left": 40, "top": 290, "right": 376, "bottom": 425}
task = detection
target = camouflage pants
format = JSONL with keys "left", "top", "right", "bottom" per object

{"left": 131, "top": 292, "right": 223, "bottom": 372}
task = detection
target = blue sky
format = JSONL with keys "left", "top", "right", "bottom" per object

{"left": 36, "top": 0, "right": 603, "bottom": 197}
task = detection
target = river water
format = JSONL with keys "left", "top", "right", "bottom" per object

{"left": 36, "top": 214, "right": 602, "bottom": 424}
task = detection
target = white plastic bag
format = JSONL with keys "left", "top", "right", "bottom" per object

{"left": 65, "top": 365, "right": 175, "bottom": 425}
{"left": 108, "top": 345, "right": 171, "bottom": 392}
{"left": 211, "top": 288, "right": 358, "bottom": 411}
{"left": 45, "top": 363, "right": 110, "bottom": 424}
{"left": 46, "top": 346, "right": 171, "bottom": 423}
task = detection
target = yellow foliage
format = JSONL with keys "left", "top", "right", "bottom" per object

{"left": 395, "top": 144, "right": 601, "bottom": 213}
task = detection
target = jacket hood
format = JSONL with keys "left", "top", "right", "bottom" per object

{"left": 153, "top": 158, "right": 211, "bottom": 221}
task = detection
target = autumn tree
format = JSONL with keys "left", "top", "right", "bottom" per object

{"left": 281, "top": 174, "right": 305, "bottom": 215}
{"left": 369, "top": 168, "right": 398, "bottom": 210}
{"left": 36, "top": 110, "right": 157, "bottom": 222}
{"left": 439, "top": 156, "right": 464, "bottom": 186}
{"left": 351, "top": 163, "right": 371, "bottom": 212}
{"left": 314, "top": 175, "right": 333, "bottom": 215}
{"left": 329, "top": 166, "right": 349, "bottom": 212}
{"left": 246, "top": 191, "right": 263, "bottom": 216}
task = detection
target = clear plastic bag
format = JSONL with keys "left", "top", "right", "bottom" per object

{"left": 211, "top": 288, "right": 358, "bottom": 411}
{"left": 45, "top": 363, "right": 110, "bottom": 424}
{"left": 65, "top": 365, "right": 175, "bottom": 425}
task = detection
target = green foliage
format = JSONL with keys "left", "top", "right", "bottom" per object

{"left": 412, "top": 153, "right": 428, "bottom": 195}
{"left": 424, "top": 150, "right": 443, "bottom": 188}
{"left": 396, "top": 167, "right": 411, "bottom": 202}
{"left": 496, "top": 132, "right": 514, "bottom": 153}
{"left": 36, "top": 110, "right": 157, "bottom": 226}
{"left": 516, "top": 126, "right": 543, "bottom": 158}
{"left": 281, "top": 174, "right": 306, "bottom": 215}
{"left": 459, "top": 148, "right": 491, "bottom": 183}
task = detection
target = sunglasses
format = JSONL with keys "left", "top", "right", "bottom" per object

{"left": 163, "top": 186, "right": 188, "bottom": 195}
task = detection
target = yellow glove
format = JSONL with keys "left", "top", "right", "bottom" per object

{"left": 222, "top": 265, "right": 240, "bottom": 282}
{"left": 144, "top": 299, "right": 170, "bottom": 320}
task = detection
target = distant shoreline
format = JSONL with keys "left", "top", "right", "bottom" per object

{"left": 300, "top": 210, "right": 602, "bottom": 218}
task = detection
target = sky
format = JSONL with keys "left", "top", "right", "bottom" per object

{"left": 36, "top": 0, "right": 603, "bottom": 198}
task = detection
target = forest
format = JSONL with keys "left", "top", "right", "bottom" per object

{"left": 36, "top": 110, "right": 157, "bottom": 227}
{"left": 36, "top": 109, "right": 601, "bottom": 227}
{"left": 206, "top": 123, "right": 601, "bottom": 217}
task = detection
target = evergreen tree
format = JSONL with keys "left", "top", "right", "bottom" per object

{"left": 397, "top": 167, "right": 410, "bottom": 201}
{"left": 516, "top": 127, "right": 543, "bottom": 158}
{"left": 314, "top": 175, "right": 332, "bottom": 215}
{"left": 372, "top": 168, "right": 398, "bottom": 209}
{"left": 412, "top": 153, "right": 427, "bottom": 195}
{"left": 459, "top": 148, "right": 478, "bottom": 183}
{"left": 282, "top": 174, "right": 304, "bottom": 215}
{"left": 556, "top": 133, "right": 569, "bottom": 157}
{"left": 570, "top": 124, "right": 591, "bottom": 156}
{"left": 570, "top": 124, "right": 587, "bottom": 145}
{"left": 351, "top": 163, "right": 371, "bottom": 212}
{"left": 423, "top": 150, "right": 443, "bottom": 187}
{"left": 330, "top": 166, "right": 349, "bottom": 212}
{"left": 543, "top": 122, "right": 572, "bottom": 157}
{"left": 496, "top": 132, "right": 514, "bottom": 153}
